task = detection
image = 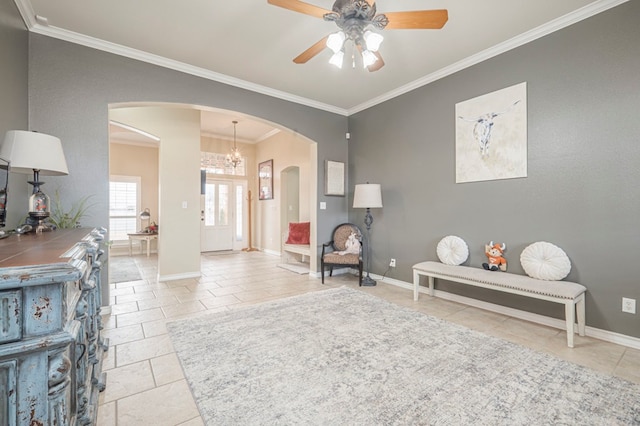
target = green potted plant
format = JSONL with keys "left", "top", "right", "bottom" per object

{"left": 49, "top": 190, "right": 95, "bottom": 229}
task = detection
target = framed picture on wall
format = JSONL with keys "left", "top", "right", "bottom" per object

{"left": 455, "top": 82, "right": 527, "bottom": 183}
{"left": 324, "top": 160, "right": 345, "bottom": 196}
{"left": 259, "top": 159, "right": 274, "bottom": 200}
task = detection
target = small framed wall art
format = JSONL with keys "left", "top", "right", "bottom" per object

{"left": 324, "top": 160, "right": 345, "bottom": 196}
{"left": 258, "top": 159, "right": 274, "bottom": 200}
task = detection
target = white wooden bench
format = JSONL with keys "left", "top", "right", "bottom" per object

{"left": 282, "top": 233, "right": 311, "bottom": 263}
{"left": 412, "top": 261, "right": 587, "bottom": 348}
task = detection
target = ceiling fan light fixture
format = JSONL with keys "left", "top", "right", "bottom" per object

{"left": 363, "top": 30, "right": 383, "bottom": 52}
{"left": 361, "top": 49, "right": 378, "bottom": 67}
{"left": 329, "top": 50, "right": 345, "bottom": 68}
{"left": 326, "top": 31, "right": 346, "bottom": 53}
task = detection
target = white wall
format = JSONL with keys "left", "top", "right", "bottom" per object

{"left": 256, "top": 131, "right": 313, "bottom": 255}
{"left": 111, "top": 106, "right": 201, "bottom": 280}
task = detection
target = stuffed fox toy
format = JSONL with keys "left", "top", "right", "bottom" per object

{"left": 482, "top": 242, "right": 507, "bottom": 272}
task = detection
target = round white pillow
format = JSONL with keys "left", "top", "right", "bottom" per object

{"left": 437, "top": 236, "right": 469, "bottom": 266}
{"left": 520, "top": 242, "right": 571, "bottom": 281}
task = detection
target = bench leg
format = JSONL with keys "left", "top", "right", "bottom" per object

{"left": 413, "top": 270, "right": 420, "bottom": 301}
{"left": 428, "top": 276, "right": 435, "bottom": 296}
{"left": 565, "top": 301, "right": 575, "bottom": 348}
{"left": 576, "top": 294, "right": 586, "bottom": 336}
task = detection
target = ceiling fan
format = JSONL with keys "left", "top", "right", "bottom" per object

{"left": 268, "top": 0, "right": 448, "bottom": 72}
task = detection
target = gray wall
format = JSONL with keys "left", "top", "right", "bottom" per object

{"left": 0, "top": 0, "right": 28, "bottom": 229}
{"left": 26, "top": 34, "right": 349, "bottom": 257}
{"left": 348, "top": 1, "right": 640, "bottom": 337}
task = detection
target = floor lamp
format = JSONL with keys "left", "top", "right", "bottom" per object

{"left": 353, "top": 183, "right": 383, "bottom": 286}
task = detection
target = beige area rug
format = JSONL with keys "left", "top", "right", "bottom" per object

{"left": 167, "top": 287, "right": 640, "bottom": 425}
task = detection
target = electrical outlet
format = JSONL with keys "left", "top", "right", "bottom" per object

{"left": 389, "top": 258, "right": 396, "bottom": 268}
{"left": 622, "top": 297, "right": 636, "bottom": 314}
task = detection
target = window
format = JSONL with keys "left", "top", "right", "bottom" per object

{"left": 201, "top": 152, "right": 246, "bottom": 176}
{"left": 109, "top": 176, "right": 141, "bottom": 241}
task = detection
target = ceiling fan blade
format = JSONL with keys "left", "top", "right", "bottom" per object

{"left": 267, "top": 0, "right": 332, "bottom": 19}
{"left": 383, "top": 9, "right": 448, "bottom": 29}
{"left": 293, "top": 35, "right": 329, "bottom": 64}
{"left": 367, "top": 51, "right": 385, "bottom": 72}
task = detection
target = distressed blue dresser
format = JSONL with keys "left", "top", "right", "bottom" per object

{"left": 0, "top": 228, "right": 108, "bottom": 425}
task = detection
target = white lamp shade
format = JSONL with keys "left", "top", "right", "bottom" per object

{"left": 364, "top": 30, "right": 384, "bottom": 52}
{"left": 361, "top": 49, "right": 378, "bottom": 67}
{"left": 353, "top": 184, "right": 383, "bottom": 208}
{"left": 329, "top": 50, "right": 345, "bottom": 68}
{"left": 326, "top": 31, "right": 346, "bottom": 53}
{"left": 0, "top": 130, "right": 69, "bottom": 176}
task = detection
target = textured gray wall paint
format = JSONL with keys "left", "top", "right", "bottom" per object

{"left": 0, "top": 0, "right": 28, "bottom": 229}
{"left": 27, "top": 34, "right": 349, "bottom": 259}
{"left": 348, "top": 1, "right": 640, "bottom": 337}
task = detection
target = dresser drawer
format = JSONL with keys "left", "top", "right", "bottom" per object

{"left": 0, "top": 290, "right": 22, "bottom": 344}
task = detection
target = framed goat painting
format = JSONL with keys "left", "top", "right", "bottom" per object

{"left": 455, "top": 82, "right": 527, "bottom": 183}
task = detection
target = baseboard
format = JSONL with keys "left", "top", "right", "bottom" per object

{"left": 370, "top": 273, "right": 640, "bottom": 351}
{"left": 262, "top": 248, "right": 280, "bottom": 257}
{"left": 157, "top": 271, "right": 201, "bottom": 282}
{"left": 317, "top": 267, "right": 353, "bottom": 280}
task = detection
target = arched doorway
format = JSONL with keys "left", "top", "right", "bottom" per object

{"left": 109, "top": 102, "right": 318, "bottom": 280}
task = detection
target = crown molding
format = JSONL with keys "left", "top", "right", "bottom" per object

{"left": 256, "top": 128, "right": 281, "bottom": 143}
{"left": 16, "top": 0, "right": 627, "bottom": 117}
{"left": 13, "top": 0, "right": 36, "bottom": 28}
{"left": 200, "top": 132, "right": 255, "bottom": 144}
{"left": 347, "top": 0, "right": 629, "bottom": 115}
{"left": 14, "top": 1, "right": 349, "bottom": 117}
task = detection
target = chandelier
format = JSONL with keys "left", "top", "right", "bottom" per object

{"left": 226, "top": 120, "right": 241, "bottom": 168}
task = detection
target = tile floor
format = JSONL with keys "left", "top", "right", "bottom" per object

{"left": 97, "top": 251, "right": 640, "bottom": 425}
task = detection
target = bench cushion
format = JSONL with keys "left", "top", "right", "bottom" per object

{"left": 413, "top": 261, "right": 585, "bottom": 300}
{"left": 323, "top": 252, "right": 359, "bottom": 265}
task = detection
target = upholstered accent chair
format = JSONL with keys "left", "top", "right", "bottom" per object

{"left": 321, "top": 223, "right": 363, "bottom": 285}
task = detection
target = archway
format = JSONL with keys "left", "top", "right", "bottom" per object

{"left": 108, "top": 102, "right": 318, "bottom": 280}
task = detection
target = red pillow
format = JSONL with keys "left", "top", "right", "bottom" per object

{"left": 286, "top": 222, "right": 310, "bottom": 245}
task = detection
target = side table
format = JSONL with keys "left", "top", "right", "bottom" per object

{"left": 127, "top": 232, "right": 158, "bottom": 257}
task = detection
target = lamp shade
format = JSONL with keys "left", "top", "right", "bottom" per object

{"left": 364, "top": 30, "right": 384, "bottom": 52}
{"left": 353, "top": 183, "right": 383, "bottom": 209}
{"left": 326, "top": 31, "right": 346, "bottom": 53}
{"left": 0, "top": 130, "right": 69, "bottom": 176}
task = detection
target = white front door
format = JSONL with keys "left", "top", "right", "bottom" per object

{"left": 200, "top": 179, "right": 248, "bottom": 252}
{"left": 201, "top": 179, "right": 233, "bottom": 252}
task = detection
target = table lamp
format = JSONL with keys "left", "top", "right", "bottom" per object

{"left": 140, "top": 208, "right": 151, "bottom": 232}
{"left": 0, "top": 130, "right": 69, "bottom": 232}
